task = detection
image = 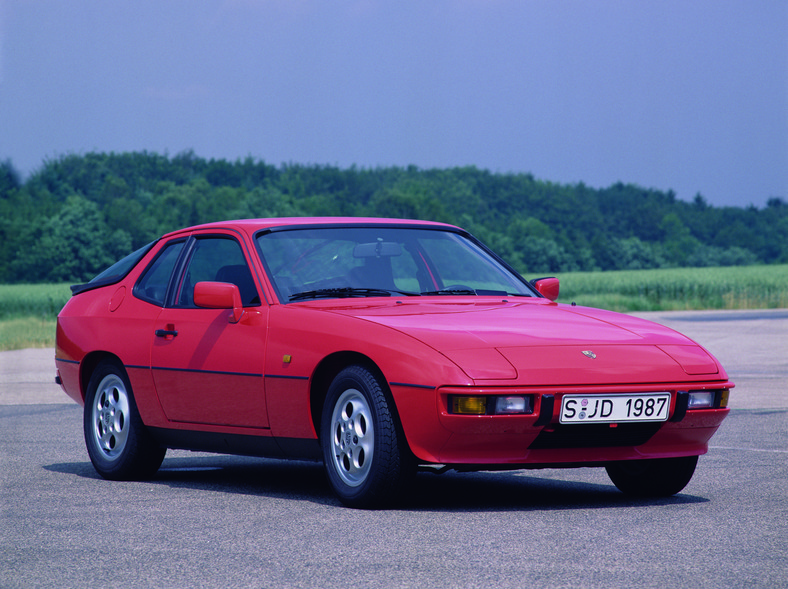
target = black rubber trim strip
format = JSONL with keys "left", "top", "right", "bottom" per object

{"left": 151, "top": 366, "right": 262, "bottom": 378}
{"left": 534, "top": 394, "right": 555, "bottom": 426}
{"left": 389, "top": 382, "right": 435, "bottom": 390}
{"left": 55, "top": 358, "right": 79, "bottom": 365}
{"left": 671, "top": 391, "right": 689, "bottom": 422}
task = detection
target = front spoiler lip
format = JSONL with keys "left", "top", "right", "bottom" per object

{"left": 432, "top": 412, "right": 729, "bottom": 466}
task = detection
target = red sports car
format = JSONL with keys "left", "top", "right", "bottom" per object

{"left": 56, "top": 218, "right": 733, "bottom": 507}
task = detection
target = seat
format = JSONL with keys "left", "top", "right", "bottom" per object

{"left": 215, "top": 265, "right": 260, "bottom": 306}
{"left": 347, "top": 257, "right": 396, "bottom": 290}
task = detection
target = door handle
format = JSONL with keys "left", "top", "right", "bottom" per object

{"left": 155, "top": 328, "right": 178, "bottom": 338}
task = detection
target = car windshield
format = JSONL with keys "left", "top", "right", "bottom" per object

{"left": 256, "top": 225, "right": 537, "bottom": 302}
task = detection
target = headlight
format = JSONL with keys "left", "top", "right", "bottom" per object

{"left": 688, "top": 391, "right": 714, "bottom": 409}
{"left": 495, "top": 396, "right": 531, "bottom": 414}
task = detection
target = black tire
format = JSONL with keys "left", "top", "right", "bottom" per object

{"left": 320, "top": 365, "right": 407, "bottom": 508}
{"left": 84, "top": 360, "right": 166, "bottom": 480}
{"left": 606, "top": 455, "right": 699, "bottom": 497}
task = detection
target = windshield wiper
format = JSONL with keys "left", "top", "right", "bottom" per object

{"left": 420, "top": 288, "right": 478, "bottom": 296}
{"left": 289, "top": 287, "right": 419, "bottom": 301}
{"left": 420, "top": 288, "right": 532, "bottom": 297}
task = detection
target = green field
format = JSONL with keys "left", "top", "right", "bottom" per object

{"left": 555, "top": 264, "right": 788, "bottom": 312}
{"left": 1, "top": 264, "right": 786, "bottom": 351}
{"left": 0, "top": 283, "right": 71, "bottom": 351}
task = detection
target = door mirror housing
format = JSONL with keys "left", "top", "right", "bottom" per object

{"left": 531, "top": 277, "right": 559, "bottom": 301}
{"left": 194, "top": 281, "right": 245, "bottom": 323}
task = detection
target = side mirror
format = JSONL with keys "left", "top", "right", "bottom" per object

{"left": 531, "top": 277, "right": 559, "bottom": 301}
{"left": 194, "top": 281, "right": 245, "bottom": 323}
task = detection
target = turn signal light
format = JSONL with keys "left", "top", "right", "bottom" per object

{"left": 452, "top": 396, "right": 487, "bottom": 415}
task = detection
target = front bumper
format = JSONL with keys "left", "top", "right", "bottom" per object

{"left": 391, "top": 381, "right": 732, "bottom": 466}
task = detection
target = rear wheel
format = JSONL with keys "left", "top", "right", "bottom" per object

{"left": 84, "top": 360, "right": 165, "bottom": 480}
{"left": 320, "top": 365, "right": 407, "bottom": 508}
{"left": 606, "top": 456, "right": 698, "bottom": 497}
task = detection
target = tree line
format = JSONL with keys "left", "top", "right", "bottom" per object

{"left": 1, "top": 151, "right": 786, "bottom": 283}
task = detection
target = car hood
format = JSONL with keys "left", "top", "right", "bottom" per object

{"left": 326, "top": 299, "right": 725, "bottom": 384}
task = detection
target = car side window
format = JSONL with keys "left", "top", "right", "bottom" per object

{"left": 175, "top": 236, "right": 260, "bottom": 308}
{"left": 134, "top": 240, "right": 186, "bottom": 306}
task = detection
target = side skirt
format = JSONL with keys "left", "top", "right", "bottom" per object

{"left": 149, "top": 427, "right": 322, "bottom": 461}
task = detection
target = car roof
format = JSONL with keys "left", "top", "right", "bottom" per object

{"left": 161, "top": 217, "right": 461, "bottom": 239}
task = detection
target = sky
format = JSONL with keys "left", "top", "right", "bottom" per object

{"left": 1, "top": 0, "right": 786, "bottom": 209}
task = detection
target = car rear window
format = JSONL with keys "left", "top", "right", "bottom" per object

{"left": 70, "top": 241, "right": 157, "bottom": 296}
{"left": 133, "top": 239, "right": 187, "bottom": 306}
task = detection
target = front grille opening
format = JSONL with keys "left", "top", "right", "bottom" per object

{"left": 528, "top": 422, "right": 662, "bottom": 450}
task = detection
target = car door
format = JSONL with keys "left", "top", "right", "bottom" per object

{"left": 150, "top": 234, "right": 269, "bottom": 428}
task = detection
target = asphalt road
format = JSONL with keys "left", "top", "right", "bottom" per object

{"left": 1, "top": 310, "right": 786, "bottom": 588}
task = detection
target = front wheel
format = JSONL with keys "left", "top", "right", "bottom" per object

{"left": 84, "top": 360, "right": 165, "bottom": 480}
{"left": 606, "top": 456, "right": 698, "bottom": 497}
{"left": 320, "top": 365, "right": 407, "bottom": 508}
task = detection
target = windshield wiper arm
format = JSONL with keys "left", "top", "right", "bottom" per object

{"left": 420, "top": 288, "right": 532, "bottom": 297}
{"left": 420, "top": 288, "right": 478, "bottom": 296}
{"left": 289, "top": 287, "right": 419, "bottom": 301}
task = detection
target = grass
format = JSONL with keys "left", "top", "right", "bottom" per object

{"left": 0, "top": 317, "right": 59, "bottom": 351}
{"left": 0, "top": 283, "right": 72, "bottom": 320}
{"left": 1, "top": 264, "right": 786, "bottom": 350}
{"left": 555, "top": 264, "right": 788, "bottom": 312}
{"left": 0, "top": 283, "right": 71, "bottom": 351}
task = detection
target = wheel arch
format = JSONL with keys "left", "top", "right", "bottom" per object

{"left": 311, "top": 350, "right": 419, "bottom": 444}
{"left": 79, "top": 351, "right": 125, "bottom": 402}
{"left": 308, "top": 346, "right": 448, "bottom": 465}
{"left": 310, "top": 351, "right": 382, "bottom": 438}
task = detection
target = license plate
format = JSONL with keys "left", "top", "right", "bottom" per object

{"left": 559, "top": 393, "right": 671, "bottom": 424}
